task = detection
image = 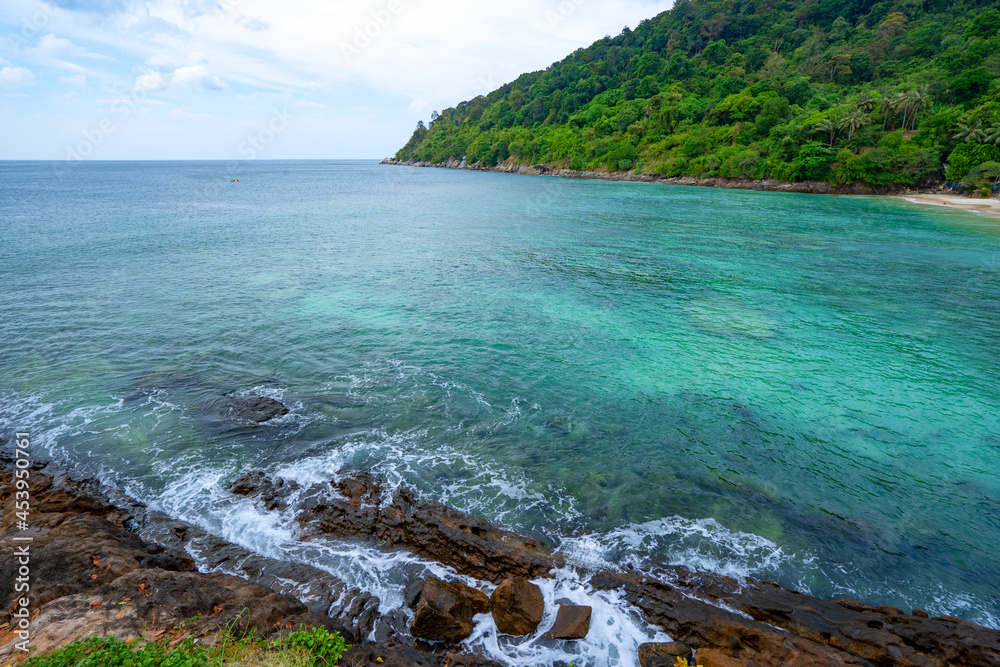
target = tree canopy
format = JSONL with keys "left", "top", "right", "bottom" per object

{"left": 395, "top": 0, "right": 1000, "bottom": 190}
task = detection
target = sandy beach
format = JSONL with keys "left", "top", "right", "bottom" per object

{"left": 898, "top": 193, "right": 1000, "bottom": 218}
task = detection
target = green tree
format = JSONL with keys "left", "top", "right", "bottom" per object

{"left": 839, "top": 108, "right": 870, "bottom": 141}
{"left": 954, "top": 121, "right": 986, "bottom": 144}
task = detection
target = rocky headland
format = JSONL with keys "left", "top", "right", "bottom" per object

{"left": 2, "top": 453, "right": 999, "bottom": 666}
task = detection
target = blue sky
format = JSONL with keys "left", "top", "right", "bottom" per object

{"left": 0, "top": 0, "right": 674, "bottom": 159}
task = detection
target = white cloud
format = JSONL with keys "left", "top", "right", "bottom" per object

{"left": 0, "top": 67, "right": 35, "bottom": 88}
{"left": 134, "top": 69, "right": 168, "bottom": 92}
{"left": 59, "top": 74, "right": 87, "bottom": 85}
{"left": 170, "top": 107, "right": 222, "bottom": 121}
{"left": 133, "top": 64, "right": 225, "bottom": 92}
{"left": 22, "top": 0, "right": 672, "bottom": 103}
{"left": 407, "top": 99, "right": 430, "bottom": 114}
{"left": 295, "top": 99, "right": 323, "bottom": 107}
{"left": 171, "top": 65, "right": 225, "bottom": 91}
{"left": 33, "top": 34, "right": 114, "bottom": 62}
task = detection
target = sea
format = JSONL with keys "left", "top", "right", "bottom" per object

{"left": 1, "top": 160, "right": 999, "bottom": 664}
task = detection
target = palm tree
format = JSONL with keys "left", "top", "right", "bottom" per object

{"left": 985, "top": 123, "right": 1000, "bottom": 146}
{"left": 878, "top": 93, "right": 895, "bottom": 130}
{"left": 854, "top": 91, "right": 877, "bottom": 113}
{"left": 954, "top": 121, "right": 987, "bottom": 143}
{"left": 905, "top": 87, "right": 930, "bottom": 130}
{"left": 815, "top": 119, "right": 837, "bottom": 147}
{"left": 894, "top": 90, "right": 912, "bottom": 131}
{"left": 838, "top": 107, "right": 870, "bottom": 141}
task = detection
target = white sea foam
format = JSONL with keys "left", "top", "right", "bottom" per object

{"left": 562, "top": 516, "right": 792, "bottom": 583}
{"left": 464, "top": 569, "right": 671, "bottom": 667}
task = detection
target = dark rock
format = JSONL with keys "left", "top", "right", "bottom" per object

{"left": 594, "top": 569, "right": 1000, "bottom": 667}
{"left": 230, "top": 471, "right": 299, "bottom": 510}
{"left": 592, "top": 571, "right": 870, "bottom": 666}
{"left": 340, "top": 644, "right": 440, "bottom": 667}
{"left": 405, "top": 578, "right": 425, "bottom": 608}
{"left": 637, "top": 641, "right": 693, "bottom": 666}
{"left": 138, "top": 551, "right": 197, "bottom": 571}
{"left": 283, "top": 472, "right": 562, "bottom": 583}
{"left": 409, "top": 578, "right": 488, "bottom": 643}
{"left": 913, "top": 609, "right": 929, "bottom": 618}
{"left": 443, "top": 653, "right": 505, "bottom": 667}
{"left": 205, "top": 395, "right": 289, "bottom": 424}
{"left": 545, "top": 604, "right": 591, "bottom": 640}
{"left": 490, "top": 577, "right": 544, "bottom": 636}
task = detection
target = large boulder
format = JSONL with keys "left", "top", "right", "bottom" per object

{"left": 489, "top": 577, "right": 544, "bottom": 636}
{"left": 545, "top": 604, "right": 591, "bottom": 640}
{"left": 409, "top": 578, "right": 489, "bottom": 643}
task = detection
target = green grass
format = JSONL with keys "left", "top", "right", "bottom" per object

{"left": 19, "top": 627, "right": 350, "bottom": 667}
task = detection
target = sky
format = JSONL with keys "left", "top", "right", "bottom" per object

{"left": 0, "top": 0, "right": 674, "bottom": 160}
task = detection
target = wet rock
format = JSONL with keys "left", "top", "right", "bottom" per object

{"left": 0, "top": 463, "right": 378, "bottom": 654}
{"left": 405, "top": 578, "right": 425, "bottom": 608}
{"left": 205, "top": 395, "right": 289, "bottom": 423}
{"left": 490, "top": 577, "right": 544, "bottom": 636}
{"left": 443, "top": 653, "right": 505, "bottom": 667}
{"left": 340, "top": 643, "right": 441, "bottom": 667}
{"left": 230, "top": 471, "right": 300, "bottom": 510}
{"left": 731, "top": 581, "right": 1000, "bottom": 667}
{"left": 637, "top": 641, "right": 694, "bottom": 666}
{"left": 241, "top": 471, "right": 564, "bottom": 583}
{"left": 545, "top": 604, "right": 591, "bottom": 640}
{"left": 695, "top": 648, "right": 747, "bottom": 667}
{"left": 594, "top": 569, "right": 1000, "bottom": 667}
{"left": 592, "top": 571, "right": 870, "bottom": 666}
{"left": 409, "top": 578, "right": 489, "bottom": 643}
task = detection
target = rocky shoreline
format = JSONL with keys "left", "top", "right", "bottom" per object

{"left": 2, "top": 454, "right": 999, "bottom": 666}
{"left": 380, "top": 157, "right": 942, "bottom": 197}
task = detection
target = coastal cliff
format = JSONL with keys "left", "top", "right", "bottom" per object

{"left": 3, "top": 455, "right": 999, "bottom": 666}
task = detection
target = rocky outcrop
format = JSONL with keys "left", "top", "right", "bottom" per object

{"left": 544, "top": 604, "right": 591, "bottom": 640}
{"left": 409, "top": 578, "right": 490, "bottom": 643}
{"left": 204, "top": 395, "right": 289, "bottom": 424}
{"left": 489, "top": 577, "right": 544, "bottom": 636}
{"left": 592, "top": 570, "right": 1000, "bottom": 667}
{"left": 231, "top": 468, "right": 1000, "bottom": 665}
{"left": 0, "top": 459, "right": 502, "bottom": 667}
{"left": 0, "top": 463, "right": 356, "bottom": 661}
{"left": 232, "top": 471, "right": 563, "bottom": 583}
{"left": 5, "top": 457, "right": 1000, "bottom": 667}
{"left": 380, "top": 157, "right": 936, "bottom": 196}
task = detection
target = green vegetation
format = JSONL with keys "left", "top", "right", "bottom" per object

{"left": 395, "top": 0, "right": 1000, "bottom": 190}
{"left": 21, "top": 628, "right": 350, "bottom": 667}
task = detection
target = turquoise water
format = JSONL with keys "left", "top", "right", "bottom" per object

{"left": 1, "top": 160, "right": 999, "bottom": 628}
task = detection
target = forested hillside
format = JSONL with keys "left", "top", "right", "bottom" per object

{"left": 395, "top": 0, "right": 1000, "bottom": 191}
